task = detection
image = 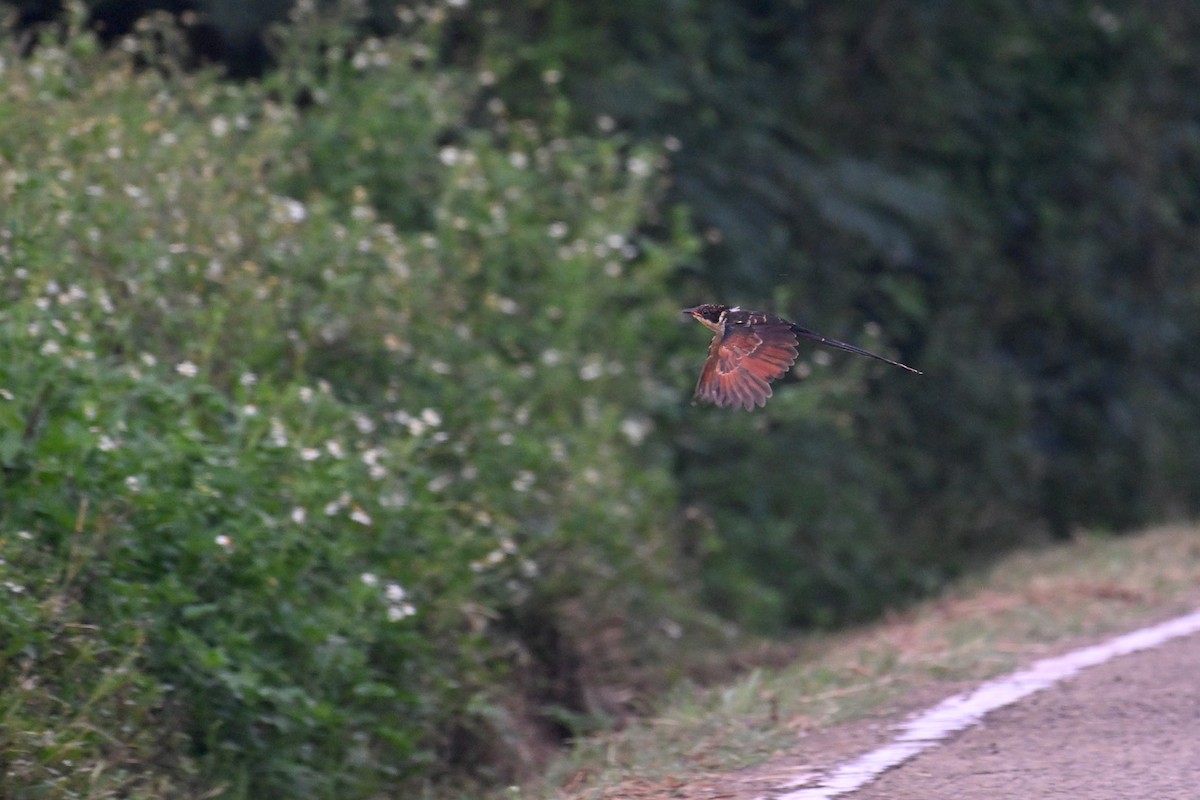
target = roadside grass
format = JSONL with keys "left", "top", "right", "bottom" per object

{"left": 526, "top": 524, "right": 1200, "bottom": 799}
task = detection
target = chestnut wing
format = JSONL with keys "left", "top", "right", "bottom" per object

{"left": 694, "top": 318, "right": 799, "bottom": 410}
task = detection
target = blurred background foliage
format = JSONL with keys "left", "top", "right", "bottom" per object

{"left": 470, "top": 0, "right": 1200, "bottom": 627}
{"left": 2, "top": 0, "right": 1200, "bottom": 796}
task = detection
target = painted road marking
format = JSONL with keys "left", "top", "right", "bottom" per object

{"left": 773, "top": 607, "right": 1200, "bottom": 800}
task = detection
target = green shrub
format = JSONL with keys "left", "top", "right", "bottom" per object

{"left": 0, "top": 7, "right": 694, "bottom": 796}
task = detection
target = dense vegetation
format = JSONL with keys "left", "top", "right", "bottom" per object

{"left": 475, "top": 0, "right": 1200, "bottom": 629}
{"left": 0, "top": 6, "right": 695, "bottom": 796}
{"left": 2, "top": 1, "right": 1199, "bottom": 797}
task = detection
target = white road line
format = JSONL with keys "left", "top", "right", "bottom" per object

{"left": 773, "top": 607, "right": 1200, "bottom": 800}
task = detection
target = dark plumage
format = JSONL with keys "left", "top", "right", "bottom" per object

{"left": 683, "top": 304, "right": 920, "bottom": 410}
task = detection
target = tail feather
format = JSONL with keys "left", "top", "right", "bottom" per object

{"left": 790, "top": 324, "right": 922, "bottom": 374}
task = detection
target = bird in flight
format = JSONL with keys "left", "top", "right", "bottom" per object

{"left": 683, "top": 303, "right": 920, "bottom": 410}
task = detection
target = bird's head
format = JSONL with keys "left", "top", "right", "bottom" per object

{"left": 682, "top": 303, "right": 729, "bottom": 332}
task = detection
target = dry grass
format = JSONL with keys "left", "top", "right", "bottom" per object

{"left": 517, "top": 524, "right": 1200, "bottom": 800}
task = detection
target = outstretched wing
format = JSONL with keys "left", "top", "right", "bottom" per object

{"left": 694, "top": 316, "right": 799, "bottom": 410}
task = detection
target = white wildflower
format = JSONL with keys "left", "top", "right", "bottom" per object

{"left": 627, "top": 156, "right": 651, "bottom": 176}
{"left": 387, "top": 603, "right": 417, "bottom": 621}
{"left": 511, "top": 470, "right": 536, "bottom": 492}
{"left": 491, "top": 295, "right": 520, "bottom": 315}
{"left": 379, "top": 492, "right": 408, "bottom": 509}
{"left": 620, "top": 417, "right": 653, "bottom": 445}
{"left": 579, "top": 356, "right": 604, "bottom": 381}
{"left": 271, "top": 196, "right": 307, "bottom": 224}
{"left": 269, "top": 418, "right": 289, "bottom": 447}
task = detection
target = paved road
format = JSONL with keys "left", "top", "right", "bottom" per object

{"left": 847, "top": 629, "right": 1200, "bottom": 799}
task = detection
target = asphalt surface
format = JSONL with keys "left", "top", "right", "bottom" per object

{"left": 847, "top": 628, "right": 1200, "bottom": 799}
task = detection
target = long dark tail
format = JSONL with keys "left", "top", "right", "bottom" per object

{"left": 790, "top": 324, "right": 922, "bottom": 374}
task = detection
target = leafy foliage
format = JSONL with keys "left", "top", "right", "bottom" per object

{"left": 0, "top": 6, "right": 694, "bottom": 796}
{"left": 474, "top": 0, "right": 1200, "bottom": 628}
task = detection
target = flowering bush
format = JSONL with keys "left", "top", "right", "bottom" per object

{"left": 0, "top": 6, "right": 693, "bottom": 797}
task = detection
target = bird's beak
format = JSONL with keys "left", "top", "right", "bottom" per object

{"left": 681, "top": 306, "right": 700, "bottom": 317}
